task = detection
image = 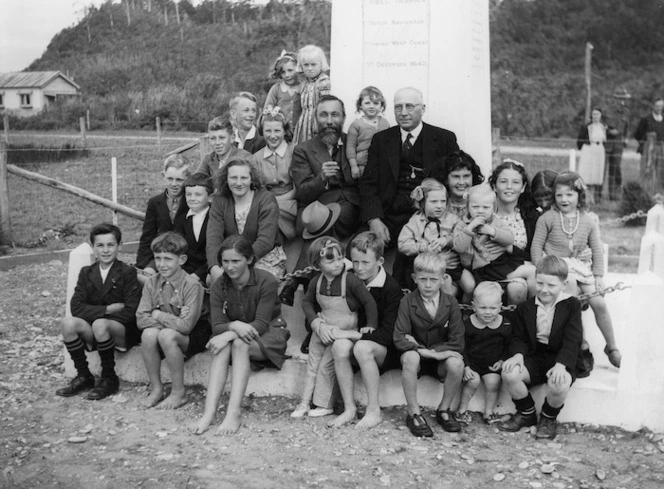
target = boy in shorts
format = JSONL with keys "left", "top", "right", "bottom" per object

{"left": 56, "top": 223, "right": 141, "bottom": 400}
{"left": 137, "top": 232, "right": 211, "bottom": 409}
{"left": 499, "top": 255, "right": 582, "bottom": 439}
{"left": 393, "top": 252, "right": 465, "bottom": 437}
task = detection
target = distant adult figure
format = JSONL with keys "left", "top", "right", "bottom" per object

{"left": 604, "top": 104, "right": 629, "bottom": 201}
{"left": 634, "top": 97, "right": 664, "bottom": 194}
{"left": 576, "top": 108, "right": 606, "bottom": 202}
{"left": 359, "top": 87, "right": 459, "bottom": 247}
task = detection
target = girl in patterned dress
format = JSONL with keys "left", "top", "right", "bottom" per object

{"left": 292, "top": 45, "right": 331, "bottom": 145}
{"left": 264, "top": 51, "right": 302, "bottom": 129}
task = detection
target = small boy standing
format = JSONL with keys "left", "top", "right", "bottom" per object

{"left": 499, "top": 256, "right": 582, "bottom": 439}
{"left": 174, "top": 172, "right": 212, "bottom": 285}
{"left": 137, "top": 232, "right": 211, "bottom": 409}
{"left": 393, "top": 253, "right": 465, "bottom": 437}
{"left": 136, "top": 154, "right": 191, "bottom": 280}
{"left": 56, "top": 223, "right": 141, "bottom": 400}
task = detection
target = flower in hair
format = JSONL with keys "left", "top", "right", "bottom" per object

{"left": 573, "top": 178, "right": 586, "bottom": 191}
{"left": 410, "top": 186, "right": 425, "bottom": 202}
{"left": 319, "top": 240, "right": 338, "bottom": 257}
{"left": 262, "top": 105, "right": 283, "bottom": 117}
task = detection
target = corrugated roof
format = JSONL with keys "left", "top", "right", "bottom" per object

{"left": 0, "top": 71, "right": 80, "bottom": 90}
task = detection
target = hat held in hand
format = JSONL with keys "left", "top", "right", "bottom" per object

{"left": 301, "top": 201, "right": 341, "bottom": 239}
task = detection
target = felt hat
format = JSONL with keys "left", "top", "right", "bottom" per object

{"left": 301, "top": 201, "right": 341, "bottom": 239}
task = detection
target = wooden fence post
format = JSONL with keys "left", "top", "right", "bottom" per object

{"left": 156, "top": 116, "right": 162, "bottom": 153}
{"left": 111, "top": 157, "right": 118, "bottom": 225}
{"left": 86, "top": 109, "right": 91, "bottom": 131}
{"left": 80, "top": 117, "right": 87, "bottom": 148}
{"left": 569, "top": 149, "right": 577, "bottom": 172}
{"left": 0, "top": 142, "right": 12, "bottom": 246}
{"left": 3, "top": 114, "right": 8, "bottom": 144}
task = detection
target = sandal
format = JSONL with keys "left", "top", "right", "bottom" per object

{"left": 483, "top": 413, "right": 504, "bottom": 425}
{"left": 455, "top": 411, "right": 473, "bottom": 425}
{"left": 604, "top": 345, "right": 622, "bottom": 368}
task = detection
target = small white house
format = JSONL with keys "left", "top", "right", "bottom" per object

{"left": 0, "top": 71, "right": 81, "bottom": 117}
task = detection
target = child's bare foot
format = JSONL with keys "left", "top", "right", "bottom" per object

{"left": 216, "top": 412, "right": 241, "bottom": 435}
{"left": 356, "top": 411, "right": 382, "bottom": 429}
{"left": 327, "top": 408, "right": 356, "bottom": 428}
{"left": 157, "top": 390, "right": 188, "bottom": 410}
{"left": 193, "top": 413, "right": 215, "bottom": 435}
{"left": 143, "top": 386, "right": 164, "bottom": 408}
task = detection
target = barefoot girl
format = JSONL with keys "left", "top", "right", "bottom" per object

{"left": 195, "top": 236, "right": 289, "bottom": 434}
{"left": 530, "top": 172, "right": 621, "bottom": 368}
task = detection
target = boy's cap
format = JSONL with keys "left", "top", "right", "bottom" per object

{"left": 301, "top": 201, "right": 341, "bottom": 239}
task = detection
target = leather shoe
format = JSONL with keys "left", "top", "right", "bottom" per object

{"left": 499, "top": 411, "right": 537, "bottom": 432}
{"left": 406, "top": 413, "right": 434, "bottom": 437}
{"left": 436, "top": 409, "right": 462, "bottom": 432}
{"left": 86, "top": 376, "right": 119, "bottom": 401}
{"left": 55, "top": 375, "right": 94, "bottom": 397}
{"left": 576, "top": 348, "right": 594, "bottom": 378}
{"left": 279, "top": 280, "right": 298, "bottom": 307}
{"left": 300, "top": 331, "right": 312, "bottom": 354}
{"left": 535, "top": 416, "right": 558, "bottom": 439}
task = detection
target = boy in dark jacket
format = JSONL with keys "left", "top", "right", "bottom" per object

{"left": 56, "top": 223, "right": 141, "bottom": 400}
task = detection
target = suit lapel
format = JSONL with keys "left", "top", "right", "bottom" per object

{"left": 100, "top": 260, "right": 121, "bottom": 297}
{"left": 526, "top": 300, "right": 539, "bottom": 345}
{"left": 89, "top": 263, "right": 104, "bottom": 295}
{"left": 185, "top": 214, "right": 195, "bottom": 242}
{"left": 412, "top": 292, "right": 434, "bottom": 324}
{"left": 420, "top": 123, "right": 439, "bottom": 174}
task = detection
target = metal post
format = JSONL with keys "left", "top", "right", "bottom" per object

{"left": 585, "top": 42, "right": 593, "bottom": 124}
{"left": 111, "top": 157, "right": 118, "bottom": 225}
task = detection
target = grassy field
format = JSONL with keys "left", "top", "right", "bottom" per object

{"left": 3, "top": 131, "right": 646, "bottom": 272}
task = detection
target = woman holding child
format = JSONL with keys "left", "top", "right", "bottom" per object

{"left": 195, "top": 235, "right": 289, "bottom": 434}
{"left": 206, "top": 157, "right": 286, "bottom": 282}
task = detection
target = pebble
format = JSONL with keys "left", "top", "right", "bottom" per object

{"left": 547, "top": 442, "right": 562, "bottom": 449}
{"left": 156, "top": 453, "right": 174, "bottom": 461}
{"left": 493, "top": 473, "right": 506, "bottom": 482}
{"left": 529, "top": 482, "right": 542, "bottom": 488}
{"left": 155, "top": 431, "right": 169, "bottom": 438}
{"left": 80, "top": 424, "right": 93, "bottom": 434}
{"left": 40, "top": 291, "right": 51, "bottom": 297}
{"left": 111, "top": 395, "right": 128, "bottom": 404}
{"left": 379, "top": 475, "right": 391, "bottom": 486}
{"left": 68, "top": 436, "right": 87, "bottom": 443}
{"left": 595, "top": 469, "right": 606, "bottom": 481}
{"left": 518, "top": 461, "right": 530, "bottom": 469}
{"left": 540, "top": 464, "right": 555, "bottom": 474}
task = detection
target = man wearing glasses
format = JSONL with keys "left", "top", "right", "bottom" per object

{"left": 359, "top": 87, "right": 459, "bottom": 247}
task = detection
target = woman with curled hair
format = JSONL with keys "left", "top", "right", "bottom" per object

{"left": 206, "top": 158, "right": 285, "bottom": 284}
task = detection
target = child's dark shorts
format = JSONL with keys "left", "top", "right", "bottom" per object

{"left": 83, "top": 321, "right": 141, "bottom": 352}
{"left": 417, "top": 358, "right": 447, "bottom": 382}
{"left": 447, "top": 264, "right": 465, "bottom": 283}
{"left": 523, "top": 343, "right": 576, "bottom": 387}
{"left": 185, "top": 317, "right": 212, "bottom": 360}
{"left": 467, "top": 361, "right": 501, "bottom": 377}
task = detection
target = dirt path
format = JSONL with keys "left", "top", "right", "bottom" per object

{"left": 1, "top": 261, "right": 663, "bottom": 489}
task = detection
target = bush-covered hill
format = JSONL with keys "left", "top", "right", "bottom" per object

{"left": 15, "top": 0, "right": 664, "bottom": 137}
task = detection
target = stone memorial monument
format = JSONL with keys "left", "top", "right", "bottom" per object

{"left": 330, "top": 0, "right": 492, "bottom": 175}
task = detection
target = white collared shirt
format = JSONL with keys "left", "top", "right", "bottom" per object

{"left": 234, "top": 126, "right": 257, "bottom": 149}
{"left": 400, "top": 122, "right": 423, "bottom": 144}
{"left": 262, "top": 140, "right": 288, "bottom": 159}
{"left": 654, "top": 113, "right": 663, "bottom": 122}
{"left": 99, "top": 262, "right": 112, "bottom": 283}
{"left": 187, "top": 206, "right": 210, "bottom": 241}
{"left": 365, "top": 266, "right": 387, "bottom": 289}
{"left": 534, "top": 292, "right": 571, "bottom": 344}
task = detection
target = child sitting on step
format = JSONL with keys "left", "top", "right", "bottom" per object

{"left": 56, "top": 223, "right": 141, "bottom": 401}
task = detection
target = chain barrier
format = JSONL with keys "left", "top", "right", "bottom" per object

{"left": 599, "top": 193, "right": 663, "bottom": 227}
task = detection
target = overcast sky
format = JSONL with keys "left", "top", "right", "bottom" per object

{"left": 0, "top": 0, "right": 117, "bottom": 72}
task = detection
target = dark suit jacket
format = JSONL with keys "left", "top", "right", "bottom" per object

{"left": 234, "top": 132, "right": 266, "bottom": 155}
{"left": 291, "top": 133, "right": 360, "bottom": 207}
{"left": 359, "top": 271, "right": 404, "bottom": 348}
{"left": 136, "top": 191, "right": 188, "bottom": 269}
{"left": 393, "top": 290, "right": 464, "bottom": 353}
{"left": 174, "top": 210, "right": 210, "bottom": 283}
{"left": 508, "top": 296, "right": 582, "bottom": 372}
{"left": 359, "top": 123, "right": 459, "bottom": 222}
{"left": 70, "top": 260, "right": 141, "bottom": 331}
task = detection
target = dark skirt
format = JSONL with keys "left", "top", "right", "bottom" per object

{"left": 473, "top": 253, "right": 525, "bottom": 283}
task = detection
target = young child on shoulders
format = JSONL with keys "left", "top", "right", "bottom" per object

{"left": 499, "top": 256, "right": 582, "bottom": 439}
{"left": 453, "top": 185, "right": 533, "bottom": 304}
{"left": 393, "top": 253, "right": 465, "bottom": 437}
{"left": 264, "top": 50, "right": 302, "bottom": 130}
{"left": 56, "top": 223, "right": 141, "bottom": 400}
{"left": 346, "top": 86, "right": 390, "bottom": 179}
{"left": 530, "top": 172, "right": 621, "bottom": 370}
{"left": 136, "top": 154, "right": 191, "bottom": 282}
{"left": 292, "top": 44, "right": 331, "bottom": 145}
{"left": 137, "top": 232, "right": 211, "bottom": 409}
{"left": 398, "top": 178, "right": 474, "bottom": 298}
{"left": 230, "top": 92, "right": 266, "bottom": 154}
{"left": 456, "top": 281, "right": 512, "bottom": 425}
{"left": 174, "top": 172, "right": 213, "bottom": 285}
{"left": 197, "top": 115, "right": 252, "bottom": 183}
{"left": 291, "top": 237, "right": 378, "bottom": 418}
